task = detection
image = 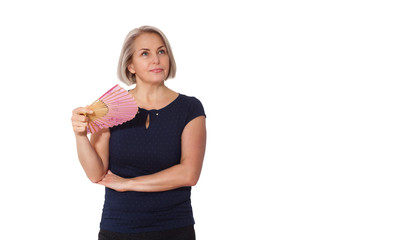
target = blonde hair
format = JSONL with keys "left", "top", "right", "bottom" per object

{"left": 117, "top": 26, "right": 177, "bottom": 85}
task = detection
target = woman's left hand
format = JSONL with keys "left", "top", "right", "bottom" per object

{"left": 97, "top": 170, "right": 129, "bottom": 192}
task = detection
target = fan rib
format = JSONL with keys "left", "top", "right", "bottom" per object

{"left": 86, "top": 85, "right": 138, "bottom": 134}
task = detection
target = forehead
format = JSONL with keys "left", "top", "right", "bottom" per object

{"left": 133, "top": 32, "right": 165, "bottom": 50}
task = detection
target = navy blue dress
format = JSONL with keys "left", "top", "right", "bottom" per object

{"left": 100, "top": 93, "right": 206, "bottom": 234}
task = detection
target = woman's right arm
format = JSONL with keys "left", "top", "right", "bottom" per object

{"left": 71, "top": 107, "right": 110, "bottom": 183}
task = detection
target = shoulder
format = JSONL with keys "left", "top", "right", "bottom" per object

{"left": 177, "top": 94, "right": 206, "bottom": 125}
{"left": 177, "top": 94, "right": 204, "bottom": 107}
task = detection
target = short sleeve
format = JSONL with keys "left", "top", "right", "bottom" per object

{"left": 184, "top": 97, "right": 206, "bottom": 126}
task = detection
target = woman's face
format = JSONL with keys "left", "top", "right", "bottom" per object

{"left": 128, "top": 32, "right": 170, "bottom": 84}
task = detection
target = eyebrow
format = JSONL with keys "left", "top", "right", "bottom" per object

{"left": 138, "top": 45, "right": 166, "bottom": 51}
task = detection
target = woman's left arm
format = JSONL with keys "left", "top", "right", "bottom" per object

{"left": 98, "top": 116, "right": 206, "bottom": 192}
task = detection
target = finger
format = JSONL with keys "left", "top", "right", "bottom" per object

{"left": 73, "top": 126, "right": 87, "bottom": 133}
{"left": 84, "top": 105, "right": 94, "bottom": 114}
{"left": 71, "top": 114, "right": 88, "bottom": 122}
{"left": 72, "top": 121, "right": 88, "bottom": 128}
{"left": 79, "top": 115, "right": 89, "bottom": 122}
{"left": 73, "top": 107, "right": 94, "bottom": 115}
{"left": 71, "top": 115, "right": 89, "bottom": 124}
{"left": 72, "top": 107, "right": 86, "bottom": 115}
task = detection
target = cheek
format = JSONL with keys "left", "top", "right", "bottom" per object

{"left": 162, "top": 56, "right": 170, "bottom": 68}
{"left": 132, "top": 60, "right": 147, "bottom": 71}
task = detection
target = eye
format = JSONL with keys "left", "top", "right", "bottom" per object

{"left": 141, "top": 51, "right": 148, "bottom": 56}
{"left": 158, "top": 49, "right": 166, "bottom": 54}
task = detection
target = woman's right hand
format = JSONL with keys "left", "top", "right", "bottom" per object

{"left": 71, "top": 107, "right": 93, "bottom": 136}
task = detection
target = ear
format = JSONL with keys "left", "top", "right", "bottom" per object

{"left": 128, "top": 63, "right": 136, "bottom": 74}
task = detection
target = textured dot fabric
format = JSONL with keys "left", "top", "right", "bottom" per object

{"left": 100, "top": 94, "right": 206, "bottom": 233}
{"left": 98, "top": 225, "right": 195, "bottom": 240}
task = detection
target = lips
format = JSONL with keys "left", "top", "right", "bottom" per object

{"left": 150, "top": 68, "right": 163, "bottom": 73}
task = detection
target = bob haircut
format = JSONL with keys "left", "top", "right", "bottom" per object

{"left": 117, "top": 26, "right": 177, "bottom": 85}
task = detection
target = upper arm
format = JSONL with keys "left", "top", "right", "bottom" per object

{"left": 90, "top": 128, "right": 110, "bottom": 171}
{"left": 180, "top": 116, "right": 207, "bottom": 185}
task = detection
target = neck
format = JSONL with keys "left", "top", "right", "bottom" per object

{"left": 132, "top": 81, "right": 167, "bottom": 99}
{"left": 130, "top": 81, "right": 176, "bottom": 109}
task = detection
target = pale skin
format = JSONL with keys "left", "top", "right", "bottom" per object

{"left": 71, "top": 32, "right": 206, "bottom": 192}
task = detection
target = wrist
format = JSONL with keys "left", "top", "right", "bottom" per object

{"left": 124, "top": 178, "right": 136, "bottom": 191}
{"left": 74, "top": 132, "right": 88, "bottom": 139}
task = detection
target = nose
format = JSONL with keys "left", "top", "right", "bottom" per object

{"left": 151, "top": 53, "right": 160, "bottom": 64}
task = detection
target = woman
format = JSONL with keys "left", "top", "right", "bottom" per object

{"left": 71, "top": 26, "right": 206, "bottom": 240}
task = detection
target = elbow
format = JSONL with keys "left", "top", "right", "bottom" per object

{"left": 182, "top": 165, "right": 201, "bottom": 187}
{"left": 90, "top": 177, "right": 101, "bottom": 184}
{"left": 88, "top": 172, "right": 107, "bottom": 184}
{"left": 189, "top": 180, "right": 198, "bottom": 187}
{"left": 186, "top": 175, "right": 200, "bottom": 187}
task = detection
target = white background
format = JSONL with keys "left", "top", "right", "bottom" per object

{"left": 1, "top": 0, "right": 403, "bottom": 239}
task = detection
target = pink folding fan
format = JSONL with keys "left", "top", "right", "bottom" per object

{"left": 86, "top": 84, "right": 138, "bottom": 134}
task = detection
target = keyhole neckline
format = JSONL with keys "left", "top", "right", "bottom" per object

{"left": 136, "top": 93, "right": 181, "bottom": 113}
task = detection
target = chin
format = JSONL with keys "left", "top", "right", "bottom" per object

{"left": 148, "top": 77, "right": 166, "bottom": 84}
{"left": 151, "top": 74, "right": 168, "bottom": 82}
{"left": 137, "top": 74, "right": 168, "bottom": 84}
